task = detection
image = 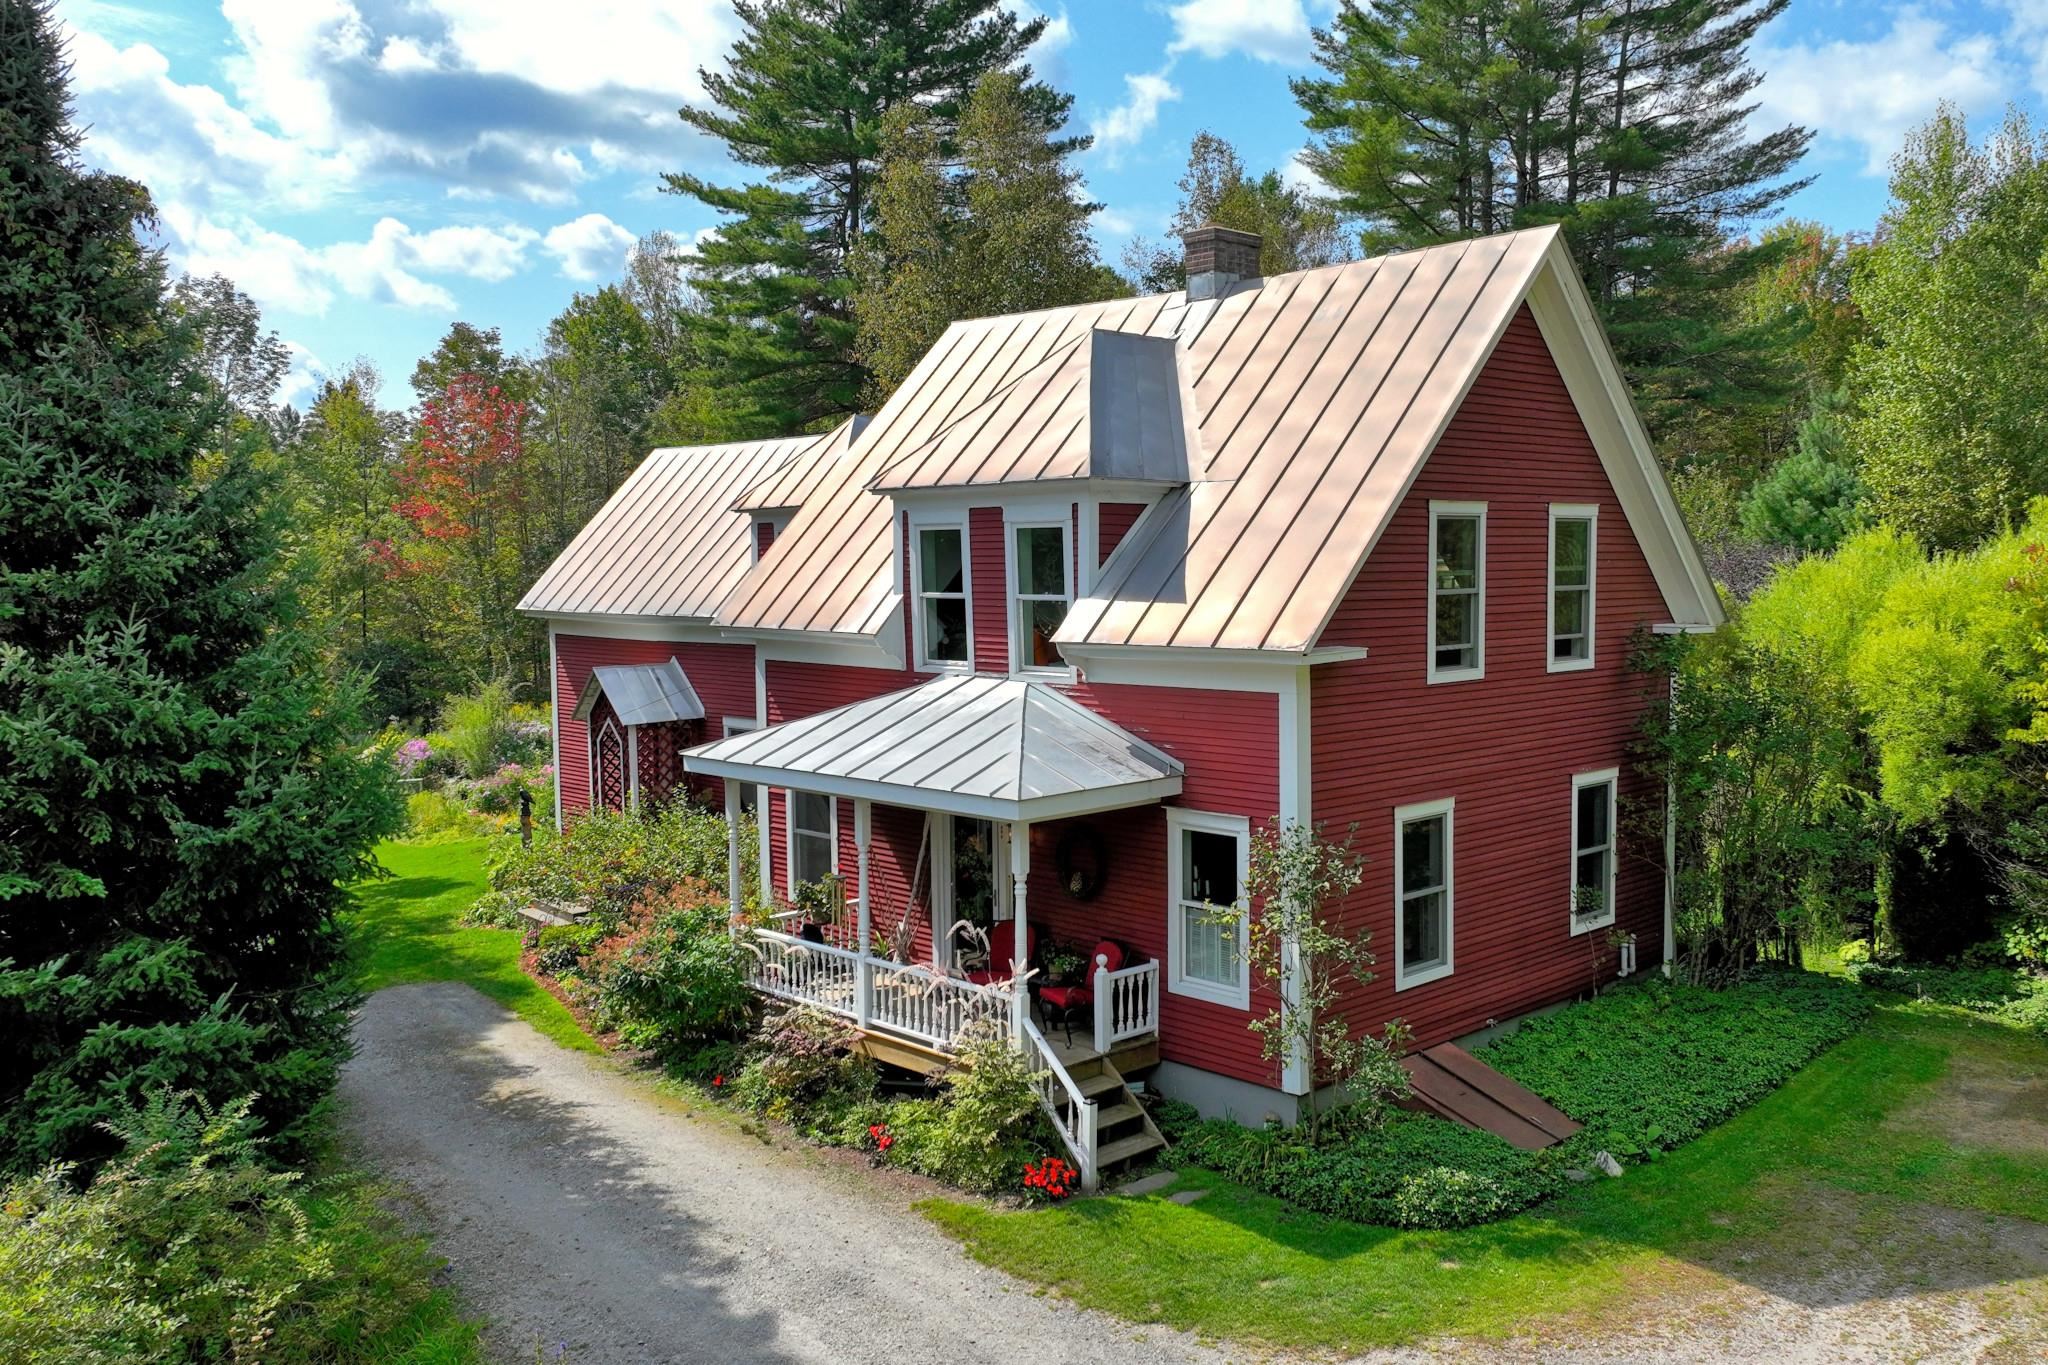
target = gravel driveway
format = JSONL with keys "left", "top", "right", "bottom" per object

{"left": 340, "top": 983, "right": 1232, "bottom": 1365}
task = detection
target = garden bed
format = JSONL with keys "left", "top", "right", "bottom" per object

{"left": 1846, "top": 959, "right": 2048, "bottom": 1034}
{"left": 1161, "top": 968, "right": 1871, "bottom": 1229}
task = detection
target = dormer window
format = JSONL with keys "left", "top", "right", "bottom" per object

{"left": 914, "top": 524, "right": 970, "bottom": 669}
{"left": 1012, "top": 522, "right": 1071, "bottom": 672}
{"left": 752, "top": 512, "right": 793, "bottom": 564}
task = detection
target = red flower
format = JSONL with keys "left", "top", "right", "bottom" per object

{"left": 712, "top": 1075, "right": 724, "bottom": 1087}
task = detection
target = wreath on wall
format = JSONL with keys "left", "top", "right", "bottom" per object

{"left": 1055, "top": 823, "right": 1108, "bottom": 901}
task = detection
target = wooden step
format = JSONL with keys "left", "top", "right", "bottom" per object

{"left": 1074, "top": 1070, "right": 1124, "bottom": 1101}
{"left": 1097, "top": 1131, "right": 1164, "bottom": 1168}
{"left": 1094, "top": 1100, "right": 1144, "bottom": 1132}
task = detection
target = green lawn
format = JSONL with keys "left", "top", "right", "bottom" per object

{"left": 350, "top": 838, "right": 597, "bottom": 1053}
{"left": 924, "top": 1003, "right": 2048, "bottom": 1354}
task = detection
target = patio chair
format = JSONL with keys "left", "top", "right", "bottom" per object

{"left": 1037, "top": 939, "right": 1124, "bottom": 1047}
{"left": 963, "top": 921, "right": 1037, "bottom": 987}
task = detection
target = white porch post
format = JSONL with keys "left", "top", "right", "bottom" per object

{"left": 1092, "top": 953, "right": 1111, "bottom": 1053}
{"left": 854, "top": 798, "right": 873, "bottom": 1028}
{"left": 724, "top": 779, "right": 743, "bottom": 924}
{"left": 626, "top": 725, "right": 640, "bottom": 813}
{"left": 1008, "top": 819, "right": 1030, "bottom": 1045}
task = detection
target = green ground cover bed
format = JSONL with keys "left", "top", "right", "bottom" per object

{"left": 1162, "top": 968, "right": 1871, "bottom": 1229}
{"left": 1847, "top": 960, "right": 2048, "bottom": 1034}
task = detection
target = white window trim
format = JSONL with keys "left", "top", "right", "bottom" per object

{"left": 1427, "top": 500, "right": 1487, "bottom": 684}
{"left": 909, "top": 518, "right": 972, "bottom": 673}
{"left": 1006, "top": 515, "right": 1077, "bottom": 679}
{"left": 786, "top": 788, "right": 839, "bottom": 893}
{"left": 1547, "top": 503, "right": 1598, "bottom": 673}
{"left": 1393, "top": 796, "right": 1456, "bottom": 990}
{"left": 1165, "top": 807, "right": 1252, "bottom": 1010}
{"left": 1569, "top": 767, "right": 1619, "bottom": 936}
{"left": 723, "top": 718, "right": 760, "bottom": 814}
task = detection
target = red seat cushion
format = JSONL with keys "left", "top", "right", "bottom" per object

{"left": 1090, "top": 940, "right": 1125, "bottom": 975}
{"left": 1038, "top": 985, "right": 1092, "bottom": 1011}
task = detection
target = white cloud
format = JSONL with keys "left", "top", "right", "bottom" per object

{"left": 277, "top": 340, "right": 329, "bottom": 408}
{"left": 1280, "top": 147, "right": 1332, "bottom": 199}
{"left": 1003, "top": 1, "right": 1073, "bottom": 69}
{"left": 158, "top": 206, "right": 538, "bottom": 316}
{"left": 1753, "top": 9, "right": 2010, "bottom": 175}
{"left": 1092, "top": 70, "right": 1181, "bottom": 163}
{"left": 543, "top": 212, "right": 636, "bottom": 280}
{"left": 1166, "top": 0, "right": 1317, "bottom": 66}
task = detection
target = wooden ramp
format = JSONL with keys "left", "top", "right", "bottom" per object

{"left": 1400, "top": 1043, "right": 1581, "bottom": 1150}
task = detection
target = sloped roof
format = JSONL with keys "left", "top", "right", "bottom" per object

{"left": 518, "top": 433, "right": 820, "bottom": 620}
{"left": 872, "top": 329, "right": 1196, "bottom": 491}
{"left": 680, "top": 673, "right": 1184, "bottom": 821}
{"left": 720, "top": 225, "right": 1720, "bottom": 648}
{"left": 570, "top": 661, "right": 704, "bottom": 725}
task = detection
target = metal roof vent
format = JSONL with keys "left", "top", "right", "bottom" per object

{"left": 1182, "top": 223, "right": 1262, "bottom": 301}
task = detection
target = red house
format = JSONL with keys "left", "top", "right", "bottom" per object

{"left": 519, "top": 225, "right": 1722, "bottom": 1183}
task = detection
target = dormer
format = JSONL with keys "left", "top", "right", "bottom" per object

{"left": 867, "top": 328, "right": 1201, "bottom": 679}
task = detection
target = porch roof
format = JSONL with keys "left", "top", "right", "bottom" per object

{"left": 571, "top": 660, "right": 705, "bottom": 726}
{"left": 681, "top": 673, "right": 1184, "bottom": 822}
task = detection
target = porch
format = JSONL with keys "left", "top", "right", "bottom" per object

{"left": 683, "top": 674, "right": 1187, "bottom": 1188}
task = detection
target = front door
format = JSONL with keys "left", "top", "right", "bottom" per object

{"left": 929, "top": 814, "right": 1007, "bottom": 966}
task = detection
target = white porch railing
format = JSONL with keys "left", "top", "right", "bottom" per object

{"left": 748, "top": 928, "right": 1016, "bottom": 1053}
{"left": 1022, "top": 1018, "right": 1100, "bottom": 1191}
{"left": 746, "top": 926, "right": 1116, "bottom": 1191}
{"left": 1092, "top": 958, "right": 1159, "bottom": 1053}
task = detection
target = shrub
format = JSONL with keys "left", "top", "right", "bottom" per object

{"left": 0, "top": 1091, "right": 477, "bottom": 1363}
{"left": 404, "top": 788, "right": 503, "bottom": 841}
{"left": 534, "top": 922, "right": 603, "bottom": 978}
{"left": 470, "top": 804, "right": 745, "bottom": 928}
{"left": 438, "top": 681, "right": 517, "bottom": 780}
{"left": 1391, "top": 1166, "right": 1519, "bottom": 1229}
{"left": 724, "top": 1008, "right": 874, "bottom": 1126}
{"left": 897, "top": 1034, "right": 1056, "bottom": 1195}
{"left": 1480, "top": 969, "right": 1869, "bottom": 1159}
{"left": 587, "top": 883, "right": 754, "bottom": 1051}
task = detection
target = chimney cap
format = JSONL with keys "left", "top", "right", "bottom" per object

{"left": 1179, "top": 223, "right": 1263, "bottom": 248}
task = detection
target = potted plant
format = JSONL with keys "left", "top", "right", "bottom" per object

{"left": 792, "top": 873, "right": 846, "bottom": 941}
{"left": 1040, "top": 937, "right": 1086, "bottom": 986}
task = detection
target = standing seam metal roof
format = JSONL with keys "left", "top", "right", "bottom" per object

{"left": 518, "top": 432, "right": 824, "bottom": 619}
{"left": 680, "top": 673, "right": 1184, "bottom": 818}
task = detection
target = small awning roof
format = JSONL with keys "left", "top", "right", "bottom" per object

{"left": 681, "top": 674, "right": 1184, "bottom": 822}
{"left": 572, "top": 660, "right": 705, "bottom": 726}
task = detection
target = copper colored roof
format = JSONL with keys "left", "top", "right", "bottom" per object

{"left": 518, "top": 433, "right": 818, "bottom": 620}
{"left": 872, "top": 329, "right": 1196, "bottom": 492}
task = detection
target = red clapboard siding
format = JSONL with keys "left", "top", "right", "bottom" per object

{"left": 1098, "top": 501, "right": 1146, "bottom": 566}
{"left": 554, "top": 634, "right": 756, "bottom": 818}
{"left": 1310, "top": 304, "right": 1671, "bottom": 1052}
{"left": 1032, "top": 681, "right": 1282, "bottom": 1086}
{"left": 969, "top": 505, "right": 1006, "bottom": 674}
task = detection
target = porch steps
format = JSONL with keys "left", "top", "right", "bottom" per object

{"left": 1042, "top": 1054, "right": 1165, "bottom": 1178}
{"left": 1400, "top": 1042, "right": 1581, "bottom": 1151}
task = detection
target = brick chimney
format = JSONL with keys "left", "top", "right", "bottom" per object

{"left": 1182, "top": 223, "right": 1262, "bottom": 301}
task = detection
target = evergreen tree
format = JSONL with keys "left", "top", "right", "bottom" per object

{"left": 1123, "top": 131, "right": 1351, "bottom": 292}
{"left": 0, "top": 0, "right": 400, "bottom": 1171}
{"left": 1294, "top": 0, "right": 1813, "bottom": 439}
{"left": 665, "top": 0, "right": 1071, "bottom": 431}
{"left": 1740, "top": 390, "right": 1865, "bottom": 553}
{"left": 857, "top": 72, "right": 1125, "bottom": 398}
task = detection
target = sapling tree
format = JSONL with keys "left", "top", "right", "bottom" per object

{"left": 1207, "top": 820, "right": 1410, "bottom": 1141}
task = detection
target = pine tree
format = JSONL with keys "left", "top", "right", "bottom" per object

{"left": 1295, "top": 0, "right": 1814, "bottom": 440}
{"left": 1740, "top": 390, "right": 1864, "bottom": 552}
{"left": 665, "top": 0, "right": 1071, "bottom": 432}
{"left": 1123, "top": 131, "right": 1351, "bottom": 292}
{"left": 857, "top": 73, "right": 1125, "bottom": 398}
{"left": 0, "top": 0, "right": 400, "bottom": 1171}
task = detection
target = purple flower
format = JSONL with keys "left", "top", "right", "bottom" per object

{"left": 395, "top": 738, "right": 431, "bottom": 774}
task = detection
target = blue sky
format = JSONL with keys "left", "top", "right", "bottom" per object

{"left": 55, "top": 0, "right": 2043, "bottom": 410}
